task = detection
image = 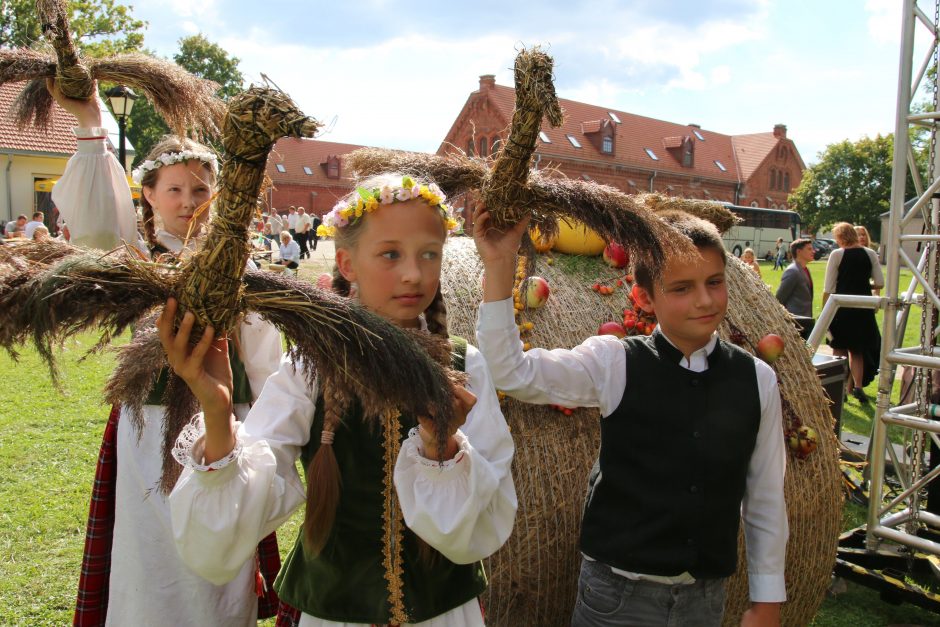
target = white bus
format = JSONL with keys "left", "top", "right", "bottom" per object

{"left": 720, "top": 203, "right": 802, "bottom": 260}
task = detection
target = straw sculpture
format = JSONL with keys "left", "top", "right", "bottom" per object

{"left": 0, "top": 86, "right": 457, "bottom": 493}
{"left": 440, "top": 226, "right": 841, "bottom": 625}
{"left": 346, "top": 47, "right": 697, "bottom": 282}
{"left": 0, "top": 0, "right": 224, "bottom": 135}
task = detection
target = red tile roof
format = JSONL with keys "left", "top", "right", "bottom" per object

{"left": 0, "top": 82, "right": 78, "bottom": 154}
{"left": 732, "top": 132, "right": 806, "bottom": 178}
{"left": 442, "top": 82, "right": 793, "bottom": 186}
{"left": 266, "top": 137, "right": 365, "bottom": 186}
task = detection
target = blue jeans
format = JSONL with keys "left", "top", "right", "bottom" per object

{"left": 570, "top": 558, "right": 726, "bottom": 627}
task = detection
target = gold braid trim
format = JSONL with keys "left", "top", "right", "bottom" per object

{"left": 381, "top": 409, "right": 408, "bottom": 624}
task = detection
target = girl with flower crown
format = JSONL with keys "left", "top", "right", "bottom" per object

{"left": 160, "top": 173, "right": 517, "bottom": 626}
{"left": 46, "top": 80, "right": 285, "bottom": 626}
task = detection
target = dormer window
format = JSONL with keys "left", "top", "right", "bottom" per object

{"left": 321, "top": 155, "right": 341, "bottom": 179}
{"left": 602, "top": 136, "right": 613, "bottom": 154}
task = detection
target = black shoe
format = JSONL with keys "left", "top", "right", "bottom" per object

{"left": 852, "top": 387, "right": 870, "bottom": 404}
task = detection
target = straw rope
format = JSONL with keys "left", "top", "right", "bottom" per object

{"left": 440, "top": 235, "right": 840, "bottom": 626}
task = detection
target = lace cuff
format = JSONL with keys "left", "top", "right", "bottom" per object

{"left": 402, "top": 427, "right": 470, "bottom": 472}
{"left": 171, "top": 413, "right": 243, "bottom": 472}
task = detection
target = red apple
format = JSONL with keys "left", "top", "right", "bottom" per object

{"left": 756, "top": 333, "right": 785, "bottom": 363}
{"left": 788, "top": 425, "right": 818, "bottom": 459}
{"left": 597, "top": 321, "right": 627, "bottom": 338}
{"left": 525, "top": 276, "right": 551, "bottom": 308}
{"left": 603, "top": 242, "right": 629, "bottom": 268}
{"left": 316, "top": 273, "right": 333, "bottom": 290}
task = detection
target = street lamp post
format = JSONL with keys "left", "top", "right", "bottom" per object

{"left": 104, "top": 85, "right": 138, "bottom": 172}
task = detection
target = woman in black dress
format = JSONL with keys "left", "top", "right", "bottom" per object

{"left": 823, "top": 222, "right": 885, "bottom": 403}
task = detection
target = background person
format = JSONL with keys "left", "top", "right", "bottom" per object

{"left": 24, "top": 211, "right": 45, "bottom": 239}
{"left": 277, "top": 229, "right": 300, "bottom": 269}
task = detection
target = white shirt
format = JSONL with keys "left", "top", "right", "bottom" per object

{"left": 296, "top": 213, "right": 312, "bottom": 233}
{"left": 279, "top": 238, "right": 300, "bottom": 263}
{"left": 54, "top": 130, "right": 284, "bottom": 625}
{"left": 53, "top": 127, "right": 144, "bottom": 252}
{"left": 475, "top": 298, "right": 788, "bottom": 603}
{"left": 23, "top": 220, "right": 44, "bottom": 239}
{"left": 168, "top": 342, "right": 517, "bottom": 626}
{"left": 287, "top": 212, "right": 299, "bottom": 230}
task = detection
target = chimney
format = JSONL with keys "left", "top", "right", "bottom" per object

{"left": 688, "top": 123, "right": 701, "bottom": 128}
{"left": 479, "top": 74, "right": 496, "bottom": 91}
{"left": 773, "top": 124, "right": 787, "bottom": 138}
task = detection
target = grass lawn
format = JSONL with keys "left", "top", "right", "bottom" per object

{"left": 1, "top": 256, "right": 939, "bottom": 625}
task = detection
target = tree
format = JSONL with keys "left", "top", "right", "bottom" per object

{"left": 126, "top": 34, "right": 244, "bottom": 165}
{"left": 0, "top": 0, "right": 145, "bottom": 56}
{"left": 173, "top": 34, "right": 244, "bottom": 100}
{"left": 788, "top": 134, "right": 918, "bottom": 239}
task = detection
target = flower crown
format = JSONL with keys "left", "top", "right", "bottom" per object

{"left": 131, "top": 149, "right": 219, "bottom": 185}
{"left": 317, "top": 176, "right": 462, "bottom": 238}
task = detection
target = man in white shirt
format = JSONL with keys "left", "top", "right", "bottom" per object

{"left": 268, "top": 210, "right": 283, "bottom": 236}
{"left": 24, "top": 211, "right": 45, "bottom": 239}
{"left": 295, "top": 207, "right": 312, "bottom": 259}
{"left": 287, "top": 206, "right": 298, "bottom": 237}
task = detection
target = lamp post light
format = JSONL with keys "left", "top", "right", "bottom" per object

{"left": 104, "top": 85, "right": 138, "bottom": 173}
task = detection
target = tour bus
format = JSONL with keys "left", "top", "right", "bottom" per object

{"left": 720, "top": 203, "right": 802, "bottom": 259}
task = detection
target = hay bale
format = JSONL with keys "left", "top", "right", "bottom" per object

{"left": 440, "top": 237, "right": 841, "bottom": 626}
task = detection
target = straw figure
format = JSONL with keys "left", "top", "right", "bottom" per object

{"left": 347, "top": 46, "right": 698, "bottom": 279}
{"left": 0, "top": 0, "right": 224, "bottom": 135}
{"left": 0, "top": 86, "right": 459, "bottom": 494}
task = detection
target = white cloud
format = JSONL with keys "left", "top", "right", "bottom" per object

{"left": 181, "top": 20, "right": 199, "bottom": 35}
{"left": 865, "top": 0, "right": 900, "bottom": 45}
{"left": 219, "top": 33, "right": 519, "bottom": 152}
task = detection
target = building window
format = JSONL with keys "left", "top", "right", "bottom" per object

{"left": 480, "top": 137, "right": 488, "bottom": 157}
{"left": 566, "top": 134, "right": 582, "bottom": 148}
{"left": 602, "top": 136, "right": 613, "bottom": 154}
{"left": 303, "top": 166, "right": 313, "bottom": 175}
{"left": 275, "top": 163, "right": 286, "bottom": 173}
{"left": 539, "top": 131, "right": 551, "bottom": 143}
{"left": 714, "top": 160, "right": 726, "bottom": 172}
{"left": 466, "top": 139, "right": 475, "bottom": 156}
{"left": 608, "top": 112, "right": 622, "bottom": 124}
{"left": 769, "top": 169, "right": 776, "bottom": 190}
{"left": 682, "top": 149, "right": 692, "bottom": 167}
{"left": 692, "top": 129, "right": 705, "bottom": 141}
{"left": 644, "top": 148, "right": 659, "bottom": 161}
{"left": 784, "top": 172, "right": 790, "bottom": 192}
{"left": 491, "top": 138, "right": 501, "bottom": 156}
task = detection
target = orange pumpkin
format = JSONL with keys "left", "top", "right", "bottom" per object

{"left": 529, "top": 226, "right": 557, "bottom": 253}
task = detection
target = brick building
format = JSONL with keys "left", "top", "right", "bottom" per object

{"left": 265, "top": 137, "right": 364, "bottom": 217}
{"left": 440, "top": 75, "right": 804, "bottom": 211}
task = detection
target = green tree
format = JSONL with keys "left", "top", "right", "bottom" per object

{"left": 126, "top": 34, "right": 244, "bottom": 165}
{"left": 788, "top": 134, "right": 918, "bottom": 239}
{"left": 0, "top": 0, "right": 145, "bottom": 56}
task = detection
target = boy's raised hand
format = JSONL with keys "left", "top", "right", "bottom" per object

{"left": 472, "top": 205, "right": 530, "bottom": 302}
{"left": 157, "top": 298, "right": 234, "bottom": 424}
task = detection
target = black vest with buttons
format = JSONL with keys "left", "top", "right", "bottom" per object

{"left": 579, "top": 331, "right": 762, "bottom": 578}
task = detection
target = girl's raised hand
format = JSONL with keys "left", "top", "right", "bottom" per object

{"left": 471, "top": 205, "right": 530, "bottom": 265}
{"left": 417, "top": 384, "right": 477, "bottom": 461}
{"left": 45, "top": 78, "right": 103, "bottom": 128}
{"left": 157, "top": 298, "right": 234, "bottom": 424}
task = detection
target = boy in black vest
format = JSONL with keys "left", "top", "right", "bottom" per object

{"left": 473, "top": 209, "right": 787, "bottom": 626}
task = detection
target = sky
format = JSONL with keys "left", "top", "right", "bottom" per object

{"left": 130, "top": 0, "right": 930, "bottom": 166}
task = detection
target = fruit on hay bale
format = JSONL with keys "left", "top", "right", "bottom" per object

{"left": 553, "top": 218, "right": 606, "bottom": 256}
{"left": 530, "top": 226, "right": 557, "bottom": 253}
{"left": 525, "top": 276, "right": 551, "bottom": 308}
{"left": 603, "top": 241, "right": 629, "bottom": 268}
{"left": 756, "top": 333, "right": 785, "bottom": 363}
{"left": 597, "top": 321, "right": 626, "bottom": 338}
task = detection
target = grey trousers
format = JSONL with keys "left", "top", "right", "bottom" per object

{"left": 570, "top": 558, "right": 726, "bottom": 627}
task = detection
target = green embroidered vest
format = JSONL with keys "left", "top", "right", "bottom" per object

{"left": 145, "top": 341, "right": 252, "bottom": 405}
{"left": 275, "top": 336, "right": 488, "bottom": 623}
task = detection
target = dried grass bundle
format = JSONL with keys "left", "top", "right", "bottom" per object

{"left": 1, "top": 0, "right": 225, "bottom": 135}
{"left": 635, "top": 192, "right": 739, "bottom": 234}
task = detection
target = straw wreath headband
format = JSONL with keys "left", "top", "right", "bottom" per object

{"left": 317, "top": 176, "right": 462, "bottom": 237}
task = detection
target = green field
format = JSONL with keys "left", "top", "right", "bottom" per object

{"left": 1, "top": 257, "right": 939, "bottom": 625}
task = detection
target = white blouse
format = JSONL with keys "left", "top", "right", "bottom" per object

{"left": 168, "top": 344, "right": 517, "bottom": 626}
{"left": 476, "top": 298, "right": 788, "bottom": 603}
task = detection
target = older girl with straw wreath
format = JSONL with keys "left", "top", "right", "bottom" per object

{"left": 161, "top": 174, "right": 517, "bottom": 627}
{"left": 46, "top": 81, "right": 285, "bottom": 626}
